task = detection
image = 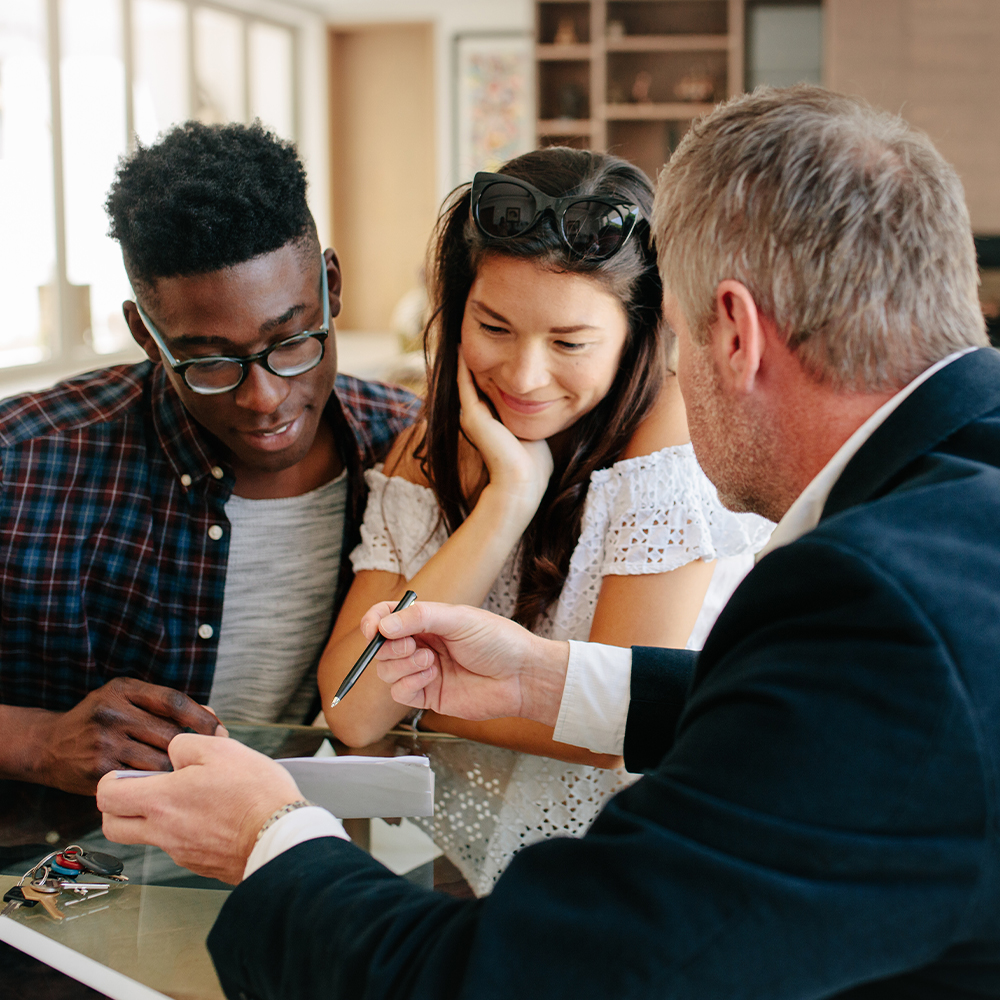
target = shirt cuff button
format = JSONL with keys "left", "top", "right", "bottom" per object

{"left": 198, "top": 624, "right": 214, "bottom": 639}
{"left": 211, "top": 466, "right": 225, "bottom": 479}
{"left": 180, "top": 474, "right": 192, "bottom": 487}
{"left": 208, "top": 525, "right": 223, "bottom": 540}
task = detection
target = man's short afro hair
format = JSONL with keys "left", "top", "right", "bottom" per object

{"left": 106, "top": 119, "right": 316, "bottom": 285}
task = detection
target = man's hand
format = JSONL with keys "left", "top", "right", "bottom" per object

{"left": 364, "top": 601, "right": 570, "bottom": 727}
{"left": 98, "top": 734, "right": 302, "bottom": 885}
{"left": 32, "top": 678, "right": 226, "bottom": 795}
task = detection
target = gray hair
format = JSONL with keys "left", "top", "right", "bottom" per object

{"left": 653, "top": 85, "right": 988, "bottom": 390}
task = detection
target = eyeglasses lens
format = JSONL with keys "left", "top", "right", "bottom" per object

{"left": 477, "top": 183, "right": 538, "bottom": 237}
{"left": 183, "top": 336, "right": 324, "bottom": 393}
{"left": 268, "top": 335, "right": 325, "bottom": 376}
{"left": 185, "top": 359, "right": 245, "bottom": 393}
{"left": 562, "top": 202, "right": 628, "bottom": 258}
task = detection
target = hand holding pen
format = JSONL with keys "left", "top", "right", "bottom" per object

{"left": 330, "top": 591, "right": 418, "bottom": 707}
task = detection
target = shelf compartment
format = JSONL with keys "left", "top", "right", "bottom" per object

{"left": 605, "top": 1, "right": 728, "bottom": 38}
{"left": 539, "top": 60, "right": 591, "bottom": 120}
{"left": 607, "top": 118, "right": 692, "bottom": 183}
{"left": 607, "top": 49, "right": 728, "bottom": 105}
{"left": 537, "top": 43, "right": 594, "bottom": 60}
{"left": 605, "top": 102, "right": 714, "bottom": 120}
{"left": 606, "top": 34, "right": 729, "bottom": 52}
{"left": 539, "top": 2, "right": 591, "bottom": 45}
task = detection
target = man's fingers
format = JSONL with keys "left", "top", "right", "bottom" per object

{"left": 374, "top": 635, "right": 417, "bottom": 661}
{"left": 96, "top": 768, "right": 171, "bottom": 819}
{"left": 167, "top": 731, "right": 223, "bottom": 769}
{"left": 119, "top": 741, "right": 172, "bottom": 773}
{"left": 123, "top": 709, "right": 187, "bottom": 753}
{"left": 167, "top": 731, "right": 276, "bottom": 775}
{"left": 387, "top": 667, "right": 439, "bottom": 709}
{"left": 102, "top": 814, "right": 151, "bottom": 845}
{"left": 376, "top": 650, "right": 436, "bottom": 686}
{"left": 375, "top": 600, "right": 474, "bottom": 642}
{"left": 118, "top": 679, "right": 220, "bottom": 734}
{"left": 360, "top": 601, "right": 408, "bottom": 640}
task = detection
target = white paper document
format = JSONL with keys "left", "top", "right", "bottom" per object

{"left": 277, "top": 755, "right": 434, "bottom": 818}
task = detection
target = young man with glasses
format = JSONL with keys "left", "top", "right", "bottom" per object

{"left": 0, "top": 121, "right": 418, "bottom": 795}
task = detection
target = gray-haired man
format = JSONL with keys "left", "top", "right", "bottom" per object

{"left": 100, "top": 87, "right": 999, "bottom": 1000}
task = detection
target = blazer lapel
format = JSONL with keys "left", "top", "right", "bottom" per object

{"left": 823, "top": 348, "right": 1000, "bottom": 520}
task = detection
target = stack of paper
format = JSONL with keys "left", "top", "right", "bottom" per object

{"left": 278, "top": 755, "right": 434, "bottom": 818}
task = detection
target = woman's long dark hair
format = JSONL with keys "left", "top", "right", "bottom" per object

{"left": 416, "top": 147, "right": 667, "bottom": 631}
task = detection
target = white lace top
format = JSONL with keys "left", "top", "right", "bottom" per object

{"left": 351, "top": 445, "right": 773, "bottom": 895}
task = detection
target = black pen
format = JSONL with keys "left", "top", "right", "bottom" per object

{"left": 330, "top": 591, "right": 418, "bottom": 707}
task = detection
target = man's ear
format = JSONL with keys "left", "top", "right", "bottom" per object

{"left": 710, "top": 280, "right": 765, "bottom": 394}
{"left": 122, "top": 301, "right": 161, "bottom": 364}
{"left": 323, "top": 248, "right": 343, "bottom": 320}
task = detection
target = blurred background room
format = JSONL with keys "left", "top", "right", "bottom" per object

{"left": 0, "top": 0, "right": 997, "bottom": 402}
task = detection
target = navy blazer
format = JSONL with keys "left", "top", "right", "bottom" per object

{"left": 209, "top": 348, "right": 1000, "bottom": 1000}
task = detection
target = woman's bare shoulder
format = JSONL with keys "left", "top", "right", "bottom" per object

{"left": 381, "top": 422, "right": 432, "bottom": 486}
{"left": 622, "top": 376, "right": 690, "bottom": 460}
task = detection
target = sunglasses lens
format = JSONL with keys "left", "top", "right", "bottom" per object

{"left": 476, "top": 182, "right": 539, "bottom": 238}
{"left": 562, "top": 202, "right": 631, "bottom": 258}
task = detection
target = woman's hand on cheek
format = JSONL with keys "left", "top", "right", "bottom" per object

{"left": 457, "top": 349, "right": 553, "bottom": 519}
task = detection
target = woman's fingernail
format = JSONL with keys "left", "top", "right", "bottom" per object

{"left": 361, "top": 621, "right": 374, "bottom": 640}
{"left": 381, "top": 617, "right": 401, "bottom": 636}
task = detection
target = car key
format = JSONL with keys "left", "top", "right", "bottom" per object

{"left": 1, "top": 886, "right": 40, "bottom": 918}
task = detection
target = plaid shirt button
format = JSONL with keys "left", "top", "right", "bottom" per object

{"left": 211, "top": 466, "right": 224, "bottom": 479}
{"left": 208, "top": 525, "right": 223, "bottom": 540}
{"left": 180, "top": 474, "right": 192, "bottom": 486}
{"left": 198, "top": 624, "right": 214, "bottom": 639}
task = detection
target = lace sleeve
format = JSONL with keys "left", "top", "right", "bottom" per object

{"left": 349, "top": 468, "right": 448, "bottom": 580}
{"left": 588, "top": 445, "right": 774, "bottom": 577}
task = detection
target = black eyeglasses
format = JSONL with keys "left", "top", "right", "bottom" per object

{"left": 134, "top": 261, "right": 331, "bottom": 395}
{"left": 470, "top": 172, "right": 641, "bottom": 261}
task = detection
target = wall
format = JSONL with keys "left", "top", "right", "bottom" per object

{"left": 826, "top": 0, "right": 1000, "bottom": 233}
{"left": 329, "top": 24, "right": 437, "bottom": 330}
{"left": 309, "top": 0, "right": 532, "bottom": 202}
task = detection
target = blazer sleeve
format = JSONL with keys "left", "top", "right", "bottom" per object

{"left": 209, "top": 535, "right": 990, "bottom": 1000}
{"left": 623, "top": 645, "right": 698, "bottom": 772}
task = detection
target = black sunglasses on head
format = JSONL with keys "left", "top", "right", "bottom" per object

{"left": 470, "top": 172, "right": 641, "bottom": 261}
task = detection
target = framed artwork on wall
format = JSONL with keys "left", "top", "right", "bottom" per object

{"left": 453, "top": 31, "right": 535, "bottom": 185}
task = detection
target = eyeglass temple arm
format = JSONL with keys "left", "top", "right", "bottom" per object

{"left": 130, "top": 296, "right": 181, "bottom": 368}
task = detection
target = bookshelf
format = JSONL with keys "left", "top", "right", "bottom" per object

{"left": 535, "top": 0, "right": 744, "bottom": 182}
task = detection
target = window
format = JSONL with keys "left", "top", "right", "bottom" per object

{"left": 0, "top": 0, "right": 299, "bottom": 379}
{"left": 746, "top": 2, "right": 823, "bottom": 91}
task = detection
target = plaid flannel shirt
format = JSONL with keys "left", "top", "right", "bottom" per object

{"left": 0, "top": 362, "right": 418, "bottom": 712}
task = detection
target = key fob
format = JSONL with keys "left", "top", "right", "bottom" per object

{"left": 62, "top": 848, "right": 124, "bottom": 878}
{"left": 3, "top": 887, "right": 39, "bottom": 908}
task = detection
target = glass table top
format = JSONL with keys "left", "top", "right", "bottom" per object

{"left": 0, "top": 723, "right": 467, "bottom": 999}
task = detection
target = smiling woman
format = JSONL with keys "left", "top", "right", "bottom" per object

{"left": 316, "top": 147, "right": 772, "bottom": 894}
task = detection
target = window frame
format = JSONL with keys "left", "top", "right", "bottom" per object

{"left": 0, "top": 0, "right": 316, "bottom": 393}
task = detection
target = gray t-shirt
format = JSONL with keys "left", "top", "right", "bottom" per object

{"left": 208, "top": 470, "right": 348, "bottom": 724}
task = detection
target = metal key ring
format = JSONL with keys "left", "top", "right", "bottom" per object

{"left": 17, "top": 852, "right": 59, "bottom": 887}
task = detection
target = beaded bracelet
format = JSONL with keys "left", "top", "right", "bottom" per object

{"left": 255, "top": 799, "right": 314, "bottom": 843}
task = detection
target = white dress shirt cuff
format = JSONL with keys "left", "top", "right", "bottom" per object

{"left": 552, "top": 640, "right": 632, "bottom": 755}
{"left": 243, "top": 806, "right": 349, "bottom": 881}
